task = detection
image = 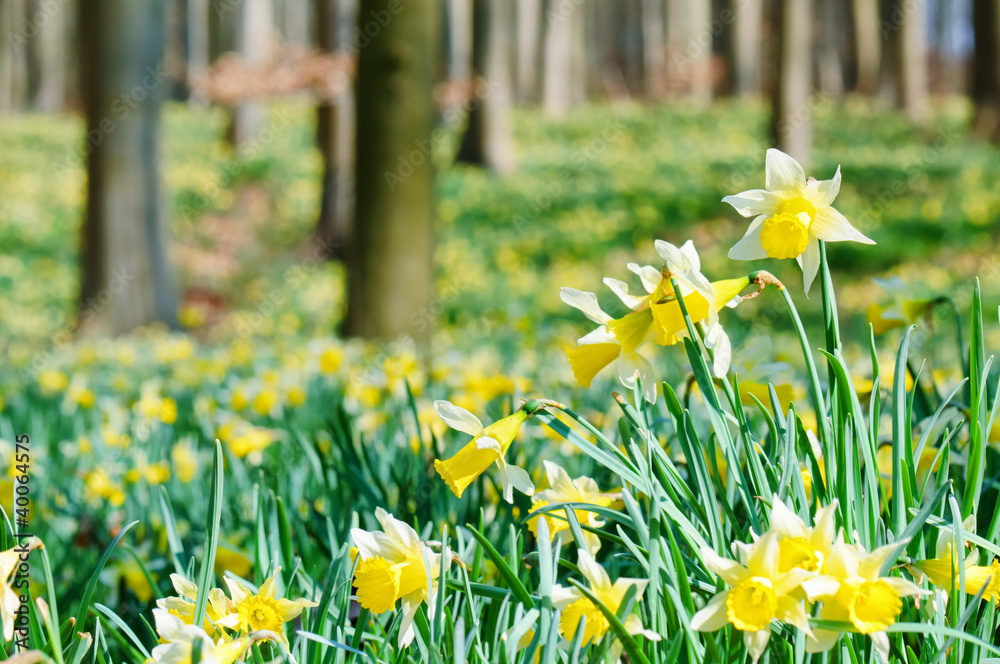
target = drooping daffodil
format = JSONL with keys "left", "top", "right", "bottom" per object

{"left": 433, "top": 400, "right": 534, "bottom": 502}
{"left": 724, "top": 148, "right": 874, "bottom": 294}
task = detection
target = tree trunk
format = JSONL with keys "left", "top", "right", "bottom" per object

{"left": 31, "top": 0, "right": 65, "bottom": 111}
{"left": 456, "top": 0, "right": 516, "bottom": 173}
{"left": 284, "top": 0, "right": 310, "bottom": 43}
{"left": 78, "top": 0, "right": 176, "bottom": 335}
{"left": 515, "top": 0, "right": 540, "bottom": 103}
{"left": 345, "top": 0, "right": 439, "bottom": 341}
{"left": 446, "top": 0, "right": 472, "bottom": 82}
{"left": 642, "top": 0, "right": 665, "bottom": 99}
{"left": 851, "top": 0, "right": 880, "bottom": 93}
{"left": 541, "top": 0, "right": 572, "bottom": 116}
{"left": 731, "top": 0, "right": 762, "bottom": 96}
{"left": 897, "top": 0, "right": 928, "bottom": 123}
{"left": 971, "top": 0, "right": 1000, "bottom": 140}
{"left": 688, "top": 0, "right": 711, "bottom": 106}
{"left": 817, "top": 0, "right": 844, "bottom": 98}
{"left": 315, "top": 0, "right": 353, "bottom": 257}
{"left": 5, "top": 0, "right": 29, "bottom": 111}
{"left": 770, "top": 0, "right": 811, "bottom": 166}
{"left": 188, "top": 0, "right": 210, "bottom": 105}
{"left": 229, "top": 0, "right": 273, "bottom": 147}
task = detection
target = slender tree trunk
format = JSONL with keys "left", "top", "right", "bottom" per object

{"left": 515, "top": 0, "right": 540, "bottom": 103}
{"left": 817, "top": 0, "right": 844, "bottom": 98}
{"left": 446, "top": 0, "right": 472, "bottom": 82}
{"left": 897, "top": 0, "right": 928, "bottom": 123}
{"left": 771, "top": 0, "right": 811, "bottom": 166}
{"left": 315, "top": 0, "right": 353, "bottom": 257}
{"left": 229, "top": 0, "right": 273, "bottom": 147}
{"left": 851, "top": 0, "right": 880, "bottom": 93}
{"left": 456, "top": 0, "right": 516, "bottom": 173}
{"left": 31, "top": 0, "right": 64, "bottom": 111}
{"left": 642, "top": 0, "right": 665, "bottom": 99}
{"left": 345, "top": 0, "right": 439, "bottom": 341}
{"left": 6, "top": 0, "right": 29, "bottom": 110}
{"left": 284, "top": 0, "right": 310, "bottom": 43}
{"left": 79, "top": 0, "right": 176, "bottom": 334}
{"left": 541, "top": 0, "right": 572, "bottom": 116}
{"left": 971, "top": 0, "right": 1000, "bottom": 140}
{"left": 688, "top": 0, "right": 711, "bottom": 106}
{"left": 188, "top": 0, "right": 209, "bottom": 105}
{"left": 731, "top": 0, "right": 762, "bottom": 96}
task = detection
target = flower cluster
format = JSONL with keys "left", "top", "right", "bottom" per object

{"left": 692, "top": 498, "right": 924, "bottom": 663}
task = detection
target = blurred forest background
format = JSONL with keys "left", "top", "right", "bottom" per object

{"left": 2, "top": 0, "right": 1000, "bottom": 359}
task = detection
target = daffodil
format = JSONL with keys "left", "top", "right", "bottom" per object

{"left": 350, "top": 507, "right": 443, "bottom": 646}
{"left": 691, "top": 531, "right": 814, "bottom": 664}
{"left": 433, "top": 400, "right": 534, "bottom": 502}
{"left": 912, "top": 520, "right": 1000, "bottom": 603}
{"left": 724, "top": 148, "right": 874, "bottom": 293}
{"left": 553, "top": 549, "right": 659, "bottom": 660}
{"left": 527, "top": 461, "right": 615, "bottom": 553}
{"left": 802, "top": 537, "right": 924, "bottom": 660}
{"left": 149, "top": 608, "right": 250, "bottom": 664}
{"left": 764, "top": 497, "right": 838, "bottom": 577}
{"left": 223, "top": 567, "right": 317, "bottom": 650}
{"left": 156, "top": 574, "right": 237, "bottom": 635}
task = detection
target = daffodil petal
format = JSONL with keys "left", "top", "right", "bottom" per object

{"left": 765, "top": 148, "right": 806, "bottom": 192}
{"left": 722, "top": 189, "right": 781, "bottom": 218}
{"left": 728, "top": 215, "right": 769, "bottom": 261}
{"left": 810, "top": 207, "right": 875, "bottom": 244}
{"left": 690, "top": 591, "right": 729, "bottom": 631}
{"left": 560, "top": 287, "right": 612, "bottom": 325}
{"left": 798, "top": 236, "right": 821, "bottom": 296}
{"left": 808, "top": 166, "right": 841, "bottom": 206}
{"left": 602, "top": 277, "right": 646, "bottom": 309}
{"left": 433, "top": 400, "right": 485, "bottom": 437}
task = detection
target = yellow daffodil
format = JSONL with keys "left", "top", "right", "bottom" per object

{"left": 527, "top": 461, "right": 614, "bottom": 553}
{"left": 156, "top": 574, "right": 236, "bottom": 635}
{"left": 802, "top": 537, "right": 924, "bottom": 660}
{"left": 765, "top": 497, "right": 838, "bottom": 577}
{"left": 350, "top": 507, "right": 443, "bottom": 646}
{"left": 912, "top": 520, "right": 1000, "bottom": 603}
{"left": 691, "top": 531, "right": 814, "bottom": 664}
{"left": 553, "top": 549, "right": 659, "bottom": 659}
{"left": 433, "top": 400, "right": 533, "bottom": 502}
{"left": 149, "top": 608, "right": 250, "bottom": 664}
{"left": 223, "top": 567, "right": 317, "bottom": 650}
{"left": 866, "top": 277, "right": 940, "bottom": 335}
{"left": 724, "top": 149, "right": 874, "bottom": 293}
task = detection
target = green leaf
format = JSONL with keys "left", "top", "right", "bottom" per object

{"left": 194, "top": 441, "right": 225, "bottom": 628}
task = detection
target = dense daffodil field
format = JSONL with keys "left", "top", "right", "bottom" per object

{"left": 1, "top": 101, "right": 1000, "bottom": 663}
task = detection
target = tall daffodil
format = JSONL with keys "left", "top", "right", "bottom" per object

{"left": 527, "top": 461, "right": 615, "bottom": 553}
{"left": 802, "top": 537, "right": 924, "bottom": 660}
{"left": 350, "top": 507, "right": 444, "bottom": 646}
{"left": 433, "top": 400, "right": 533, "bottom": 502}
{"left": 553, "top": 549, "right": 659, "bottom": 661}
{"left": 691, "top": 531, "right": 814, "bottom": 664}
{"left": 223, "top": 567, "right": 317, "bottom": 651}
{"left": 724, "top": 149, "right": 874, "bottom": 294}
{"left": 765, "top": 497, "right": 838, "bottom": 577}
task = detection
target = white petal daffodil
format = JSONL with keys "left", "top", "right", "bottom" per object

{"left": 433, "top": 400, "right": 534, "bottom": 502}
{"left": 724, "top": 148, "right": 874, "bottom": 294}
{"left": 350, "top": 508, "right": 445, "bottom": 647}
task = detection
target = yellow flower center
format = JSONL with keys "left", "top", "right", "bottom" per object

{"left": 353, "top": 556, "right": 401, "bottom": 614}
{"left": 726, "top": 578, "right": 777, "bottom": 632}
{"left": 560, "top": 597, "right": 609, "bottom": 645}
{"left": 778, "top": 537, "right": 821, "bottom": 573}
{"left": 760, "top": 212, "right": 811, "bottom": 259}
{"left": 848, "top": 579, "right": 901, "bottom": 634}
{"left": 237, "top": 593, "right": 284, "bottom": 633}
{"left": 777, "top": 196, "right": 816, "bottom": 220}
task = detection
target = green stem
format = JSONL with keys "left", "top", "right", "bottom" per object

{"left": 779, "top": 285, "right": 829, "bottom": 445}
{"left": 818, "top": 241, "right": 841, "bottom": 355}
